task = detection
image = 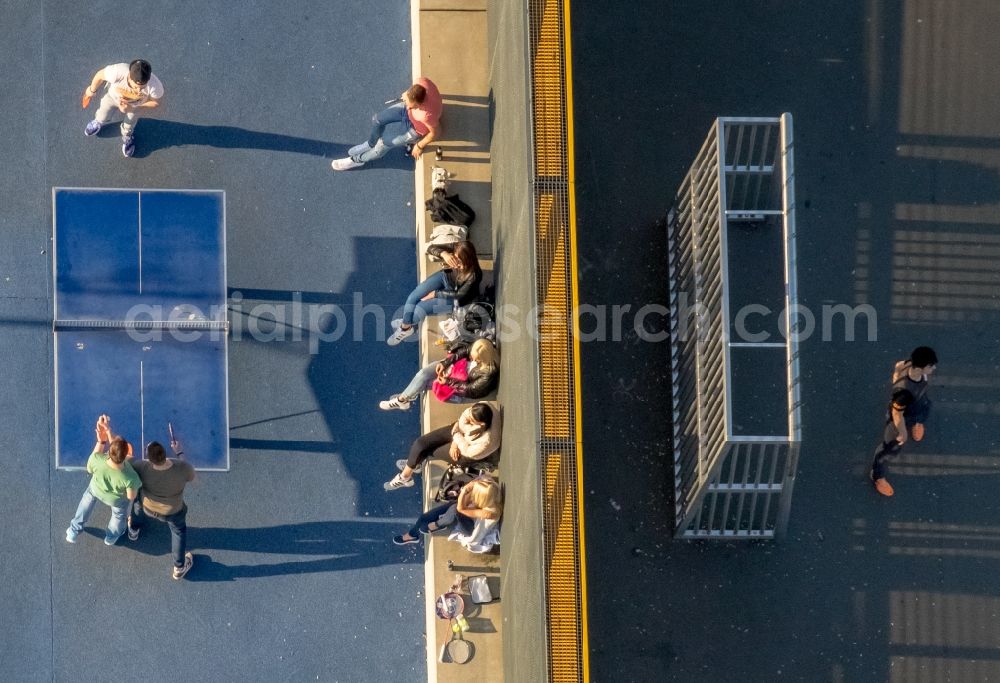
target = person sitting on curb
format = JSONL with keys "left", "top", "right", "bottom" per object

{"left": 393, "top": 476, "right": 502, "bottom": 546}
{"left": 387, "top": 241, "right": 482, "bottom": 346}
{"left": 379, "top": 337, "right": 499, "bottom": 411}
{"left": 870, "top": 388, "right": 914, "bottom": 497}
{"left": 66, "top": 415, "right": 140, "bottom": 546}
{"left": 384, "top": 401, "right": 502, "bottom": 490}
{"left": 891, "top": 346, "right": 937, "bottom": 444}
{"left": 331, "top": 77, "right": 442, "bottom": 171}
{"left": 127, "top": 439, "right": 196, "bottom": 580}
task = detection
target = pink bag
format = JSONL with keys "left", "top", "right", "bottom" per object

{"left": 432, "top": 358, "right": 469, "bottom": 402}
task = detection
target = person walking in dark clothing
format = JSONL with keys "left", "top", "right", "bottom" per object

{"left": 891, "top": 346, "right": 937, "bottom": 444}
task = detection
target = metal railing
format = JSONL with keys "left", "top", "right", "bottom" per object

{"left": 667, "top": 115, "right": 801, "bottom": 539}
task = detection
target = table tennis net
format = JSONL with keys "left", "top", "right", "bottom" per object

{"left": 54, "top": 319, "right": 229, "bottom": 331}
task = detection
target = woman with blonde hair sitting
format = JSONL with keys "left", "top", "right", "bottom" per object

{"left": 393, "top": 476, "right": 502, "bottom": 552}
{"left": 379, "top": 337, "right": 499, "bottom": 411}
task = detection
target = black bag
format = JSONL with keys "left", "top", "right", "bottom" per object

{"left": 426, "top": 189, "right": 476, "bottom": 227}
{"left": 457, "top": 302, "right": 496, "bottom": 342}
{"left": 434, "top": 465, "right": 475, "bottom": 503}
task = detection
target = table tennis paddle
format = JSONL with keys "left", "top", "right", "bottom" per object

{"left": 82, "top": 89, "right": 92, "bottom": 109}
{"left": 168, "top": 422, "right": 184, "bottom": 459}
{"left": 446, "top": 633, "right": 471, "bottom": 664}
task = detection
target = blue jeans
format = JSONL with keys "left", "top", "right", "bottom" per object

{"left": 400, "top": 362, "right": 464, "bottom": 403}
{"left": 130, "top": 497, "right": 188, "bottom": 568}
{"left": 355, "top": 103, "right": 420, "bottom": 163}
{"left": 68, "top": 485, "right": 130, "bottom": 544}
{"left": 402, "top": 271, "right": 454, "bottom": 326}
{"left": 407, "top": 503, "right": 475, "bottom": 538}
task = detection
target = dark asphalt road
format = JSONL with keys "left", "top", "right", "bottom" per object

{"left": 572, "top": 2, "right": 1000, "bottom": 681}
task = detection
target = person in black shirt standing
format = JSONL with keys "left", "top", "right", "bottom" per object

{"left": 127, "top": 439, "right": 196, "bottom": 579}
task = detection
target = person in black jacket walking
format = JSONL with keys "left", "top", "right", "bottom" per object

{"left": 379, "top": 338, "right": 500, "bottom": 411}
{"left": 387, "top": 241, "right": 482, "bottom": 346}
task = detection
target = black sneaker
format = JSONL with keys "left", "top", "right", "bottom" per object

{"left": 393, "top": 534, "right": 420, "bottom": 546}
{"left": 127, "top": 526, "right": 140, "bottom": 542}
{"left": 122, "top": 135, "right": 135, "bottom": 158}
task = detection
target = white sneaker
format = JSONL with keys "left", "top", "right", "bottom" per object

{"left": 397, "top": 458, "right": 422, "bottom": 474}
{"left": 331, "top": 157, "right": 364, "bottom": 171}
{"left": 348, "top": 141, "right": 372, "bottom": 157}
{"left": 384, "top": 474, "right": 415, "bottom": 491}
{"left": 172, "top": 552, "right": 194, "bottom": 580}
{"left": 391, "top": 318, "right": 404, "bottom": 329}
{"left": 379, "top": 395, "right": 411, "bottom": 411}
{"left": 387, "top": 325, "right": 415, "bottom": 346}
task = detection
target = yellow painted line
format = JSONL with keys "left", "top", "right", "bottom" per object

{"left": 562, "top": 0, "right": 591, "bottom": 680}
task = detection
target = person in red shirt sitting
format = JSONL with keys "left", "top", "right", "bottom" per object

{"left": 332, "top": 77, "right": 442, "bottom": 171}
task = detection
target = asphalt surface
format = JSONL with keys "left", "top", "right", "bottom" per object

{"left": 1, "top": 2, "right": 429, "bottom": 681}
{"left": 572, "top": 1, "right": 1000, "bottom": 681}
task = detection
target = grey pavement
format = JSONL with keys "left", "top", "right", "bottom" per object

{"left": 2, "top": 2, "right": 429, "bottom": 681}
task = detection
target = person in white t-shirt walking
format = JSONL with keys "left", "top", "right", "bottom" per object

{"left": 81, "top": 59, "right": 164, "bottom": 158}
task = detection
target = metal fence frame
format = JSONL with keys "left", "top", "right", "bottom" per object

{"left": 666, "top": 115, "right": 801, "bottom": 539}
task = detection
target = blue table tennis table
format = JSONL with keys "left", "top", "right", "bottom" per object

{"left": 53, "top": 188, "right": 229, "bottom": 471}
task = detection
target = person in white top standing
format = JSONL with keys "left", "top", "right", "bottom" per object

{"left": 81, "top": 59, "right": 164, "bottom": 158}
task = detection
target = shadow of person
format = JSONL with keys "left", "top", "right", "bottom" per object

{"left": 95, "top": 119, "right": 417, "bottom": 169}
{"left": 95, "top": 119, "right": 338, "bottom": 158}
{"left": 124, "top": 519, "right": 419, "bottom": 581}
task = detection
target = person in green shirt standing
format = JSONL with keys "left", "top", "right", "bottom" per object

{"left": 66, "top": 415, "right": 141, "bottom": 546}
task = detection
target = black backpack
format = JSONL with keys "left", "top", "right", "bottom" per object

{"left": 457, "top": 302, "right": 496, "bottom": 342}
{"left": 426, "top": 189, "right": 476, "bottom": 227}
{"left": 434, "top": 465, "right": 476, "bottom": 503}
